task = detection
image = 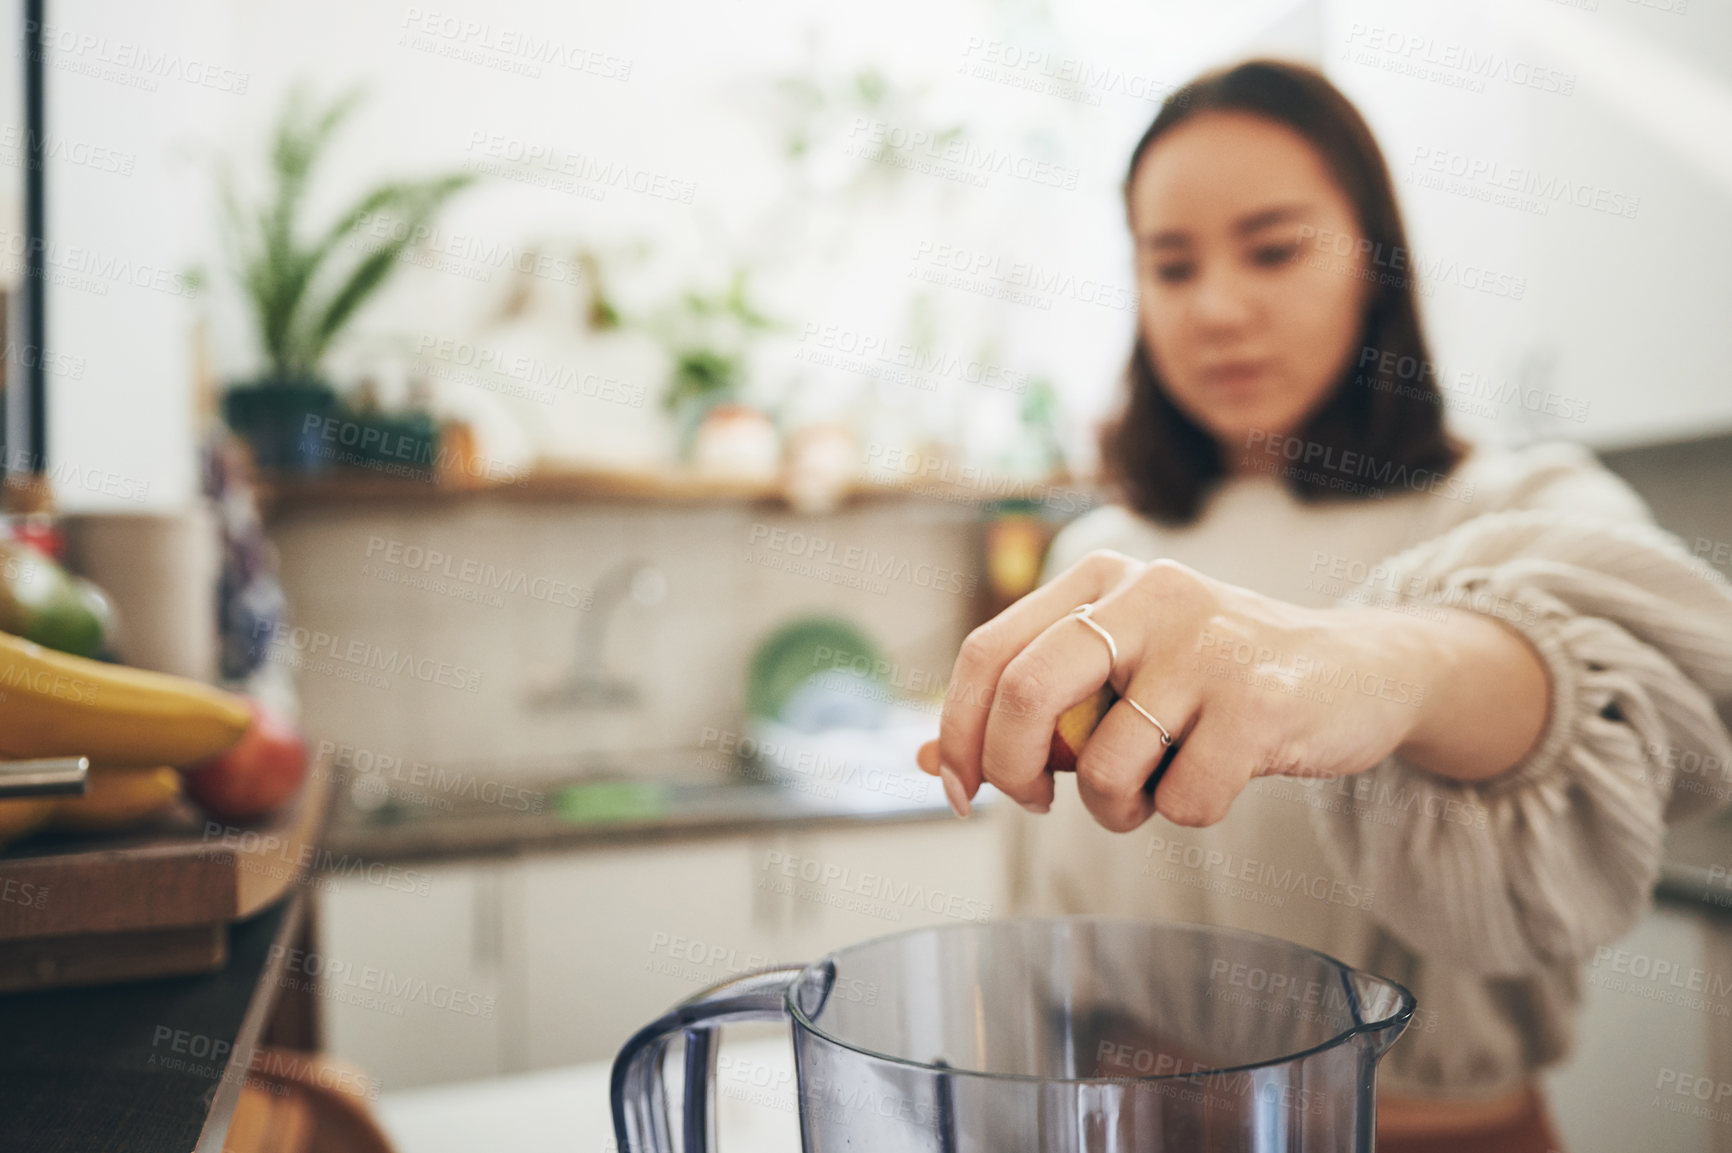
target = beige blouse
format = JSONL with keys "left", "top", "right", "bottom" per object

{"left": 1007, "top": 440, "right": 1732, "bottom": 1099}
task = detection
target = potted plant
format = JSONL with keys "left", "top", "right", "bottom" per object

{"left": 218, "top": 85, "right": 473, "bottom": 473}
{"left": 646, "top": 268, "right": 784, "bottom": 471}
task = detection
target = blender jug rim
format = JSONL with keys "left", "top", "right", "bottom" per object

{"left": 785, "top": 914, "right": 1417, "bottom": 1087}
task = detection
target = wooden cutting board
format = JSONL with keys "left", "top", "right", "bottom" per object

{"left": 0, "top": 758, "right": 331, "bottom": 991}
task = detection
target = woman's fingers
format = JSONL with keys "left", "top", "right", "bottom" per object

{"left": 979, "top": 591, "right": 1152, "bottom": 810}
{"left": 1150, "top": 709, "right": 1258, "bottom": 828}
{"left": 937, "top": 552, "right": 1134, "bottom": 795}
{"left": 1075, "top": 672, "right": 1199, "bottom": 833}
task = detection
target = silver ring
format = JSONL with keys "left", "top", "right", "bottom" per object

{"left": 1068, "top": 603, "right": 1117, "bottom": 670}
{"left": 1123, "top": 696, "right": 1174, "bottom": 746}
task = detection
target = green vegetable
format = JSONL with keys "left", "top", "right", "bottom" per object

{"left": 0, "top": 542, "right": 113, "bottom": 659}
{"left": 554, "top": 780, "right": 670, "bottom": 825}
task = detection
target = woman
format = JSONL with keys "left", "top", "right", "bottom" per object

{"left": 917, "top": 60, "right": 1732, "bottom": 1151}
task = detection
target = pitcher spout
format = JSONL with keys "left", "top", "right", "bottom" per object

{"left": 1346, "top": 969, "right": 1416, "bottom": 1059}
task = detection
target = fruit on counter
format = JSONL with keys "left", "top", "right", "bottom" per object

{"left": 48, "top": 766, "right": 183, "bottom": 832}
{"left": 1045, "top": 686, "right": 1119, "bottom": 775}
{"left": 0, "top": 630, "right": 252, "bottom": 768}
{"left": 0, "top": 538, "right": 116, "bottom": 659}
{"left": 0, "top": 768, "right": 185, "bottom": 849}
{"left": 0, "top": 798, "right": 57, "bottom": 851}
{"left": 182, "top": 699, "right": 309, "bottom": 822}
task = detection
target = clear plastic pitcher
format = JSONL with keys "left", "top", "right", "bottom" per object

{"left": 613, "top": 916, "right": 1415, "bottom": 1151}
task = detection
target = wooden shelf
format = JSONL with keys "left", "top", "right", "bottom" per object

{"left": 257, "top": 464, "right": 1096, "bottom": 515}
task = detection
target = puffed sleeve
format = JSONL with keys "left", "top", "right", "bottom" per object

{"left": 1306, "top": 508, "right": 1732, "bottom": 977}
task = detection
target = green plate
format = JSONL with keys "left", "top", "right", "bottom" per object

{"left": 746, "top": 617, "right": 884, "bottom": 720}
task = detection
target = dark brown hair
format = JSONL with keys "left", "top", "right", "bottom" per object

{"left": 1102, "top": 59, "right": 1465, "bottom": 525}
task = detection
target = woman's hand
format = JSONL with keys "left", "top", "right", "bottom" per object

{"left": 915, "top": 550, "right": 1550, "bottom": 830}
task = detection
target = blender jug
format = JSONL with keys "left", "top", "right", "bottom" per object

{"left": 614, "top": 916, "right": 1416, "bottom": 1151}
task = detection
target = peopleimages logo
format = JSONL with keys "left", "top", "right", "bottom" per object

{"left": 1245, "top": 429, "right": 1477, "bottom": 502}
{"left": 1354, "top": 346, "right": 1590, "bottom": 424}
{"left": 2, "top": 448, "right": 147, "bottom": 505}
{"left": 397, "top": 8, "right": 632, "bottom": 81}
{"left": 316, "top": 739, "right": 546, "bottom": 814}
{"left": 759, "top": 850, "right": 992, "bottom": 923}
{"left": 1192, "top": 626, "right": 1426, "bottom": 709}
{"left": 269, "top": 945, "right": 495, "bottom": 1018}
{"left": 1295, "top": 224, "right": 1526, "bottom": 301}
{"left": 1341, "top": 23, "right": 1576, "bottom": 96}
{"left": 0, "top": 125, "right": 135, "bottom": 176}
{"left": 744, "top": 524, "right": 977, "bottom": 597}
{"left": 909, "top": 239, "right": 1137, "bottom": 313}
{"left": 0, "top": 875, "right": 48, "bottom": 910}
{"left": 412, "top": 336, "right": 644, "bottom": 409}
{"left": 1408, "top": 146, "right": 1640, "bottom": 221}
{"left": 862, "top": 444, "right": 1090, "bottom": 514}
{"left": 24, "top": 19, "right": 251, "bottom": 94}
{"left": 0, "top": 229, "right": 200, "bottom": 298}
{"left": 845, "top": 117, "right": 1079, "bottom": 191}
{"left": 1144, "top": 834, "right": 1376, "bottom": 910}
{"left": 253, "top": 619, "right": 482, "bottom": 693}
{"left": 364, "top": 535, "right": 593, "bottom": 609}
{"left": 299, "top": 414, "right": 528, "bottom": 486}
{"left": 700, "top": 727, "right": 933, "bottom": 804}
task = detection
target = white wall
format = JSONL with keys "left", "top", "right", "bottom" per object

{"left": 29, "top": 0, "right": 1321, "bottom": 508}
{"left": 35, "top": 0, "right": 239, "bottom": 510}
{"left": 28, "top": 0, "right": 1732, "bottom": 508}
{"left": 1325, "top": 0, "right": 1732, "bottom": 450}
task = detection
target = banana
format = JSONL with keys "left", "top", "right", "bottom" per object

{"left": 0, "top": 630, "right": 252, "bottom": 769}
{"left": 49, "top": 766, "right": 183, "bottom": 832}
{"left": 0, "top": 797, "right": 56, "bottom": 850}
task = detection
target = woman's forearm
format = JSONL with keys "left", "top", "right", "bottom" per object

{"left": 1381, "top": 606, "right": 1552, "bottom": 783}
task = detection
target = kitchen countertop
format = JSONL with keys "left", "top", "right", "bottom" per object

{"left": 321, "top": 763, "right": 987, "bottom": 865}
{"left": 378, "top": 1024, "right": 800, "bottom": 1153}
{"left": 0, "top": 893, "right": 303, "bottom": 1153}
{"left": 357, "top": 805, "right": 1731, "bottom": 1153}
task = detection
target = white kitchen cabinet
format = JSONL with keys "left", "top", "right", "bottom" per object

{"left": 315, "top": 859, "right": 518, "bottom": 1090}
{"left": 516, "top": 836, "right": 777, "bottom": 1070}
{"left": 517, "top": 814, "right": 1008, "bottom": 1069}
{"left": 742, "top": 816, "right": 1007, "bottom": 962}
{"left": 317, "top": 813, "right": 1009, "bottom": 1084}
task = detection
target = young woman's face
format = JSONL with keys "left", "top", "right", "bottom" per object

{"left": 1127, "top": 111, "right": 1368, "bottom": 467}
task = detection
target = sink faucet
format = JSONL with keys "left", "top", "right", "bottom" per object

{"left": 526, "top": 558, "right": 667, "bottom": 710}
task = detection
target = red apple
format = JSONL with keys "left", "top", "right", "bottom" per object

{"left": 182, "top": 699, "right": 309, "bottom": 821}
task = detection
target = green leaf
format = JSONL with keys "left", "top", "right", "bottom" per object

{"left": 297, "top": 175, "right": 475, "bottom": 362}
{"left": 221, "top": 82, "right": 476, "bottom": 380}
{"left": 663, "top": 348, "right": 739, "bottom": 412}
{"left": 303, "top": 245, "right": 402, "bottom": 361}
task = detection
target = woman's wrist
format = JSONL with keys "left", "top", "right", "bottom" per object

{"left": 1376, "top": 606, "right": 1552, "bottom": 783}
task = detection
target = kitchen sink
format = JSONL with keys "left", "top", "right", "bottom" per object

{"left": 323, "top": 742, "right": 959, "bottom": 861}
{"left": 335, "top": 746, "right": 743, "bottom": 824}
